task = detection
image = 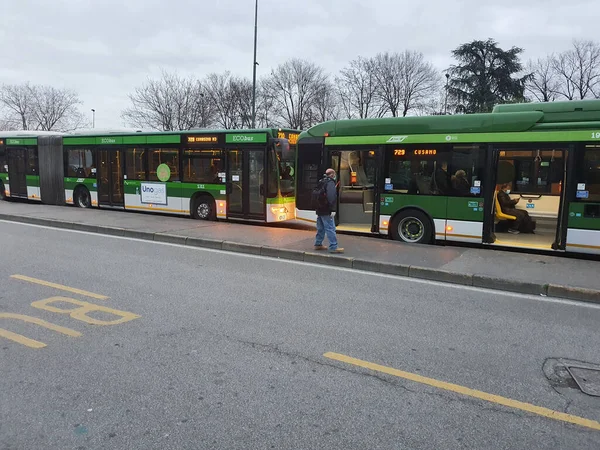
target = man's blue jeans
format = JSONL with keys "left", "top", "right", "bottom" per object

{"left": 315, "top": 214, "right": 338, "bottom": 251}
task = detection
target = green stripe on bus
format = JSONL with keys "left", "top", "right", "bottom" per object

{"left": 26, "top": 175, "right": 40, "bottom": 187}
{"left": 64, "top": 137, "right": 95, "bottom": 146}
{"left": 568, "top": 203, "right": 600, "bottom": 230}
{"left": 378, "top": 194, "right": 484, "bottom": 222}
{"left": 64, "top": 178, "right": 97, "bottom": 191}
{"left": 225, "top": 133, "right": 267, "bottom": 144}
{"left": 147, "top": 134, "right": 181, "bottom": 144}
{"left": 122, "top": 180, "right": 226, "bottom": 198}
{"left": 266, "top": 196, "right": 295, "bottom": 204}
{"left": 379, "top": 194, "right": 448, "bottom": 218}
{"left": 5, "top": 138, "right": 37, "bottom": 145}
{"left": 325, "top": 130, "right": 600, "bottom": 146}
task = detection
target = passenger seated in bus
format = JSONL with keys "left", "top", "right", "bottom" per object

{"left": 497, "top": 183, "right": 536, "bottom": 234}
{"left": 281, "top": 165, "right": 293, "bottom": 180}
{"left": 451, "top": 170, "right": 470, "bottom": 196}
{"left": 431, "top": 161, "right": 450, "bottom": 195}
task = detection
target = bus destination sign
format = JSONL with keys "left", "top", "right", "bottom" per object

{"left": 186, "top": 135, "right": 219, "bottom": 144}
{"left": 277, "top": 131, "right": 299, "bottom": 145}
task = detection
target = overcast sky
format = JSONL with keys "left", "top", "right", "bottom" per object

{"left": 3, "top": 0, "right": 597, "bottom": 128}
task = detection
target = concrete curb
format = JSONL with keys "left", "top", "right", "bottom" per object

{"left": 2, "top": 212, "right": 598, "bottom": 305}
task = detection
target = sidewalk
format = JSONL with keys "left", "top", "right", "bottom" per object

{"left": 1, "top": 200, "right": 599, "bottom": 304}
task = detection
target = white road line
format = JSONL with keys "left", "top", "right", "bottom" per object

{"left": 2, "top": 219, "right": 599, "bottom": 309}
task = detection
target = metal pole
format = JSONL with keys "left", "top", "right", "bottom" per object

{"left": 444, "top": 74, "right": 449, "bottom": 115}
{"left": 251, "top": 0, "right": 258, "bottom": 129}
{"left": 91, "top": 109, "right": 95, "bottom": 128}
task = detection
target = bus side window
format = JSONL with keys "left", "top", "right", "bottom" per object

{"left": 27, "top": 148, "right": 39, "bottom": 175}
{"left": 0, "top": 149, "right": 6, "bottom": 173}
{"left": 578, "top": 146, "right": 600, "bottom": 202}
{"left": 125, "top": 148, "right": 147, "bottom": 180}
{"left": 449, "top": 145, "right": 484, "bottom": 197}
{"left": 149, "top": 148, "right": 179, "bottom": 182}
{"left": 385, "top": 145, "right": 451, "bottom": 195}
{"left": 296, "top": 143, "right": 322, "bottom": 210}
{"left": 65, "top": 148, "right": 95, "bottom": 178}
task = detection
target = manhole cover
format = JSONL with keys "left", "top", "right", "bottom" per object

{"left": 566, "top": 366, "right": 600, "bottom": 397}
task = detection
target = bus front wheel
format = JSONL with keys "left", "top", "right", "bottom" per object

{"left": 390, "top": 210, "right": 433, "bottom": 244}
{"left": 192, "top": 195, "right": 216, "bottom": 221}
{"left": 74, "top": 187, "right": 91, "bottom": 208}
{"left": 0, "top": 182, "right": 5, "bottom": 200}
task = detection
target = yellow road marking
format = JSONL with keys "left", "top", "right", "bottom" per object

{"left": 10, "top": 275, "right": 109, "bottom": 300}
{"left": 323, "top": 352, "right": 600, "bottom": 432}
{"left": 0, "top": 313, "right": 82, "bottom": 349}
{"left": 31, "top": 297, "right": 141, "bottom": 325}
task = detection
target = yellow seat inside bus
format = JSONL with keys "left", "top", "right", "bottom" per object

{"left": 494, "top": 190, "right": 517, "bottom": 221}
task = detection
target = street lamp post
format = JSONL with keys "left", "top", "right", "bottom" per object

{"left": 251, "top": 0, "right": 258, "bottom": 129}
{"left": 91, "top": 109, "right": 95, "bottom": 128}
{"left": 444, "top": 73, "right": 450, "bottom": 115}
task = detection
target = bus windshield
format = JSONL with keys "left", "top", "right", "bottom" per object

{"left": 274, "top": 138, "right": 295, "bottom": 197}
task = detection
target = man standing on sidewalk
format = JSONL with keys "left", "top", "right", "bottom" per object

{"left": 313, "top": 168, "right": 344, "bottom": 253}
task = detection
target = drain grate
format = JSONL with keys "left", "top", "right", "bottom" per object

{"left": 566, "top": 366, "right": 600, "bottom": 397}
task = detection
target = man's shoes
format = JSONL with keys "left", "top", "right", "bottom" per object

{"left": 329, "top": 248, "right": 345, "bottom": 253}
{"left": 314, "top": 245, "right": 327, "bottom": 250}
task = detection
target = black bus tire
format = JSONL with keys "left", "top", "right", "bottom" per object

{"left": 0, "top": 182, "right": 5, "bottom": 201}
{"left": 390, "top": 209, "right": 433, "bottom": 244}
{"left": 74, "top": 186, "right": 92, "bottom": 208}
{"left": 192, "top": 195, "right": 216, "bottom": 220}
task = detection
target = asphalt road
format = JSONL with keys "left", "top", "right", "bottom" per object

{"left": 1, "top": 220, "right": 600, "bottom": 450}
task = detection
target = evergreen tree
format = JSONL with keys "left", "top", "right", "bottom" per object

{"left": 448, "top": 38, "right": 531, "bottom": 113}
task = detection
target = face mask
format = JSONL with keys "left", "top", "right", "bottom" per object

{"left": 505, "top": 189, "right": 511, "bottom": 194}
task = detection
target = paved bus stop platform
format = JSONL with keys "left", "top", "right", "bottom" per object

{"left": 1, "top": 201, "right": 599, "bottom": 304}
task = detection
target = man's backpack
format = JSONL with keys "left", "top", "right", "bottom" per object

{"left": 311, "top": 177, "right": 329, "bottom": 209}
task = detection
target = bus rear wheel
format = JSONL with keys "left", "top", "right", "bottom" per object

{"left": 74, "top": 187, "right": 91, "bottom": 208}
{"left": 192, "top": 195, "right": 216, "bottom": 220}
{"left": 390, "top": 210, "right": 433, "bottom": 244}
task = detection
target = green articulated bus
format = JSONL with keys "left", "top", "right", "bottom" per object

{"left": 0, "top": 128, "right": 299, "bottom": 223}
{"left": 295, "top": 99, "right": 600, "bottom": 255}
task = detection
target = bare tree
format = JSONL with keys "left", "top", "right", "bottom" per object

{"left": 553, "top": 40, "right": 600, "bottom": 100}
{"left": 230, "top": 77, "right": 254, "bottom": 128}
{"left": 254, "top": 79, "right": 276, "bottom": 128}
{"left": 525, "top": 56, "right": 560, "bottom": 102}
{"left": 309, "top": 79, "right": 340, "bottom": 124}
{"left": 264, "top": 59, "right": 329, "bottom": 129}
{"left": 122, "top": 70, "right": 214, "bottom": 131}
{"left": 0, "top": 118, "right": 11, "bottom": 131}
{"left": 399, "top": 50, "right": 440, "bottom": 117}
{"left": 336, "top": 56, "right": 385, "bottom": 119}
{"left": 372, "top": 52, "right": 403, "bottom": 117}
{"left": 204, "top": 72, "right": 242, "bottom": 129}
{"left": 30, "top": 85, "right": 86, "bottom": 131}
{"left": 0, "top": 83, "right": 35, "bottom": 129}
{"left": 0, "top": 83, "right": 86, "bottom": 131}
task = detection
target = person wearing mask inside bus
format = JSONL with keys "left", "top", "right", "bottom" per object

{"left": 497, "top": 183, "right": 535, "bottom": 234}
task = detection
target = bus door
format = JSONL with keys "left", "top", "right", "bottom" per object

{"left": 328, "top": 148, "right": 381, "bottom": 233}
{"left": 97, "top": 149, "right": 124, "bottom": 207}
{"left": 6, "top": 147, "right": 28, "bottom": 198}
{"left": 226, "top": 146, "right": 266, "bottom": 221}
{"left": 484, "top": 145, "right": 569, "bottom": 250}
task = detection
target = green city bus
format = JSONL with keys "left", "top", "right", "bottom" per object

{"left": 0, "top": 131, "right": 62, "bottom": 202}
{"left": 295, "top": 99, "right": 600, "bottom": 255}
{"left": 1, "top": 128, "right": 299, "bottom": 223}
